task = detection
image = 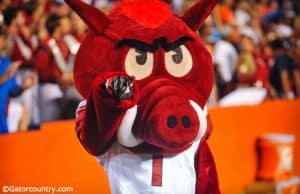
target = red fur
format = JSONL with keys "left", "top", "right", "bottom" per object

{"left": 111, "top": 0, "right": 172, "bottom": 29}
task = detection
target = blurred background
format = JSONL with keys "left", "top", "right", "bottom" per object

{"left": 0, "top": 0, "right": 299, "bottom": 194}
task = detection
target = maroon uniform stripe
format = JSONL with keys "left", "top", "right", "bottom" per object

{"left": 152, "top": 155, "right": 163, "bottom": 186}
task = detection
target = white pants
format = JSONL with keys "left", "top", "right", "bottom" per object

{"left": 7, "top": 101, "right": 23, "bottom": 133}
{"left": 15, "top": 69, "right": 40, "bottom": 125}
{"left": 38, "top": 83, "right": 63, "bottom": 122}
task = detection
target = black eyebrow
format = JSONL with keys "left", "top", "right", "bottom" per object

{"left": 117, "top": 36, "right": 194, "bottom": 52}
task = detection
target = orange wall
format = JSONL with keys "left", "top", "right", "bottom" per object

{"left": 209, "top": 100, "right": 300, "bottom": 194}
{"left": 0, "top": 100, "right": 300, "bottom": 194}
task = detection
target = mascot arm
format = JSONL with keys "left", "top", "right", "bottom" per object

{"left": 195, "top": 114, "right": 220, "bottom": 194}
{"left": 75, "top": 72, "right": 139, "bottom": 156}
{"left": 195, "top": 141, "right": 220, "bottom": 194}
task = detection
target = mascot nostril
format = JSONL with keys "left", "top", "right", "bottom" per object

{"left": 167, "top": 116, "right": 177, "bottom": 128}
{"left": 69, "top": 0, "right": 220, "bottom": 193}
{"left": 181, "top": 116, "right": 191, "bottom": 128}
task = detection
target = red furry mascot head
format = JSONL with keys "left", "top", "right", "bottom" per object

{"left": 67, "top": 0, "right": 220, "bottom": 193}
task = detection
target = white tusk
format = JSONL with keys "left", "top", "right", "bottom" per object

{"left": 117, "top": 105, "right": 144, "bottom": 147}
{"left": 189, "top": 100, "right": 207, "bottom": 142}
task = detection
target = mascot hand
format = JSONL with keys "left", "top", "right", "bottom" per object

{"left": 105, "top": 76, "right": 134, "bottom": 101}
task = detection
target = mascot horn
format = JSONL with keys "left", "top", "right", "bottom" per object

{"left": 66, "top": 0, "right": 220, "bottom": 193}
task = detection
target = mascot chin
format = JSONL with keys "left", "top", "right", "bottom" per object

{"left": 66, "top": 0, "right": 220, "bottom": 193}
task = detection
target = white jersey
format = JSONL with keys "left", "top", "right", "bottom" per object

{"left": 96, "top": 140, "right": 200, "bottom": 194}
{"left": 76, "top": 100, "right": 208, "bottom": 194}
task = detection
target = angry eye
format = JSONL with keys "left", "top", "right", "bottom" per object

{"left": 165, "top": 45, "right": 193, "bottom": 77}
{"left": 125, "top": 48, "right": 154, "bottom": 80}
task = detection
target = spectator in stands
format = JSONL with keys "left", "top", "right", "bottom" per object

{"left": 3, "top": 6, "right": 34, "bottom": 66}
{"left": 236, "top": 36, "right": 258, "bottom": 87}
{"left": 213, "top": 25, "right": 240, "bottom": 97}
{"left": 0, "top": 27, "right": 33, "bottom": 133}
{"left": 269, "top": 39, "right": 299, "bottom": 99}
{"left": 237, "top": 35, "right": 277, "bottom": 97}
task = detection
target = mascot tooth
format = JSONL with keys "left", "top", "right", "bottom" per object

{"left": 117, "top": 105, "right": 144, "bottom": 147}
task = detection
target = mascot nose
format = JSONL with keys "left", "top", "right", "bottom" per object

{"left": 143, "top": 95, "right": 200, "bottom": 149}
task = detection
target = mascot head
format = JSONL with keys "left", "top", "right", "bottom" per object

{"left": 66, "top": 0, "right": 217, "bottom": 154}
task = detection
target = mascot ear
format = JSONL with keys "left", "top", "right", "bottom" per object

{"left": 65, "top": 0, "right": 109, "bottom": 34}
{"left": 182, "top": 0, "right": 218, "bottom": 31}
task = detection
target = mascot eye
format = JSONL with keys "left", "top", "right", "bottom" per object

{"left": 165, "top": 45, "right": 193, "bottom": 77}
{"left": 125, "top": 48, "right": 154, "bottom": 80}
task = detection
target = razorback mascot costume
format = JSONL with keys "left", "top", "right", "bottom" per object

{"left": 65, "top": 0, "right": 220, "bottom": 193}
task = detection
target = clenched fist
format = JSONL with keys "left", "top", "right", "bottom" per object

{"left": 105, "top": 76, "right": 134, "bottom": 101}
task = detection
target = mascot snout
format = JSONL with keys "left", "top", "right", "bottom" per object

{"left": 141, "top": 96, "right": 199, "bottom": 149}
{"left": 132, "top": 79, "right": 203, "bottom": 151}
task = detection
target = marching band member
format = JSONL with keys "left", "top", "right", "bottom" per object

{"left": 33, "top": 13, "right": 80, "bottom": 122}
